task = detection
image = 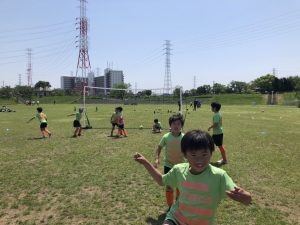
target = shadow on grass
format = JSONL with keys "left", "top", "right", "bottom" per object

{"left": 27, "top": 137, "right": 45, "bottom": 140}
{"left": 146, "top": 213, "right": 166, "bottom": 225}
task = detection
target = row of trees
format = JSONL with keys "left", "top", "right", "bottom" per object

{"left": 1, "top": 75, "right": 300, "bottom": 100}
{"left": 172, "top": 75, "right": 300, "bottom": 97}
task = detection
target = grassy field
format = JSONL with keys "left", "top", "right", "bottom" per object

{"left": 0, "top": 103, "right": 299, "bottom": 225}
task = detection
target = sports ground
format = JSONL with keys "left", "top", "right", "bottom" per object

{"left": 0, "top": 103, "right": 299, "bottom": 224}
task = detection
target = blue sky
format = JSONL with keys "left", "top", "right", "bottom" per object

{"left": 1, "top": 0, "right": 300, "bottom": 90}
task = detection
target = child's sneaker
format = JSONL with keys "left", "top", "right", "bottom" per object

{"left": 217, "top": 159, "right": 228, "bottom": 166}
{"left": 48, "top": 133, "right": 52, "bottom": 138}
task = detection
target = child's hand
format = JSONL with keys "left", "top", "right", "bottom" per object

{"left": 153, "top": 158, "right": 160, "bottom": 168}
{"left": 133, "top": 152, "right": 147, "bottom": 164}
{"left": 226, "top": 187, "right": 252, "bottom": 205}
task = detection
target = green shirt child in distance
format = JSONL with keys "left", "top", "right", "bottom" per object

{"left": 154, "top": 114, "right": 185, "bottom": 209}
{"left": 68, "top": 107, "right": 84, "bottom": 137}
{"left": 208, "top": 102, "right": 227, "bottom": 166}
{"left": 27, "top": 107, "right": 52, "bottom": 138}
{"left": 152, "top": 118, "right": 162, "bottom": 133}
{"left": 134, "top": 130, "right": 252, "bottom": 225}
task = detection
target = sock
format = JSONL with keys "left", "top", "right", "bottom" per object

{"left": 219, "top": 146, "right": 227, "bottom": 161}
{"left": 166, "top": 191, "right": 174, "bottom": 207}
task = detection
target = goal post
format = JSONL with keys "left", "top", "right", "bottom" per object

{"left": 82, "top": 86, "right": 183, "bottom": 129}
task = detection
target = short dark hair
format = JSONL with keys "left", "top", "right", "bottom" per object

{"left": 154, "top": 119, "right": 158, "bottom": 123}
{"left": 181, "top": 130, "right": 215, "bottom": 155}
{"left": 36, "top": 107, "right": 43, "bottom": 113}
{"left": 116, "top": 106, "right": 123, "bottom": 112}
{"left": 169, "top": 113, "right": 184, "bottom": 127}
{"left": 211, "top": 102, "right": 221, "bottom": 111}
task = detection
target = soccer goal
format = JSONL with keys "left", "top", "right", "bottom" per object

{"left": 81, "top": 86, "right": 183, "bottom": 129}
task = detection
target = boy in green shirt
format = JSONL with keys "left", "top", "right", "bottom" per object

{"left": 208, "top": 102, "right": 227, "bottom": 166}
{"left": 68, "top": 107, "right": 84, "bottom": 137}
{"left": 154, "top": 114, "right": 185, "bottom": 209}
{"left": 27, "top": 107, "right": 52, "bottom": 138}
{"left": 110, "top": 107, "right": 119, "bottom": 137}
{"left": 152, "top": 118, "right": 162, "bottom": 133}
{"left": 134, "top": 130, "right": 251, "bottom": 225}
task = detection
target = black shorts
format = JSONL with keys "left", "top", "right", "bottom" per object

{"left": 111, "top": 122, "right": 117, "bottom": 128}
{"left": 73, "top": 120, "right": 81, "bottom": 128}
{"left": 164, "top": 166, "right": 172, "bottom": 174}
{"left": 164, "top": 219, "right": 176, "bottom": 225}
{"left": 118, "top": 124, "right": 124, "bottom": 129}
{"left": 212, "top": 133, "right": 223, "bottom": 146}
{"left": 40, "top": 122, "right": 47, "bottom": 129}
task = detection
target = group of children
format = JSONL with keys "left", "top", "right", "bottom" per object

{"left": 134, "top": 102, "right": 252, "bottom": 225}
{"left": 27, "top": 102, "right": 251, "bottom": 224}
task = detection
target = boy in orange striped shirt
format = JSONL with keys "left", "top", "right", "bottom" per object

{"left": 154, "top": 114, "right": 185, "bottom": 209}
{"left": 134, "top": 130, "right": 251, "bottom": 225}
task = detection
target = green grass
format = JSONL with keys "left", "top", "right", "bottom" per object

{"left": 0, "top": 104, "right": 299, "bottom": 224}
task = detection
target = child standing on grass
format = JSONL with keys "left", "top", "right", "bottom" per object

{"left": 134, "top": 130, "right": 252, "bottom": 225}
{"left": 154, "top": 114, "right": 185, "bottom": 210}
{"left": 110, "top": 107, "right": 119, "bottom": 137}
{"left": 152, "top": 118, "right": 162, "bottom": 133}
{"left": 27, "top": 107, "right": 52, "bottom": 138}
{"left": 116, "top": 106, "right": 128, "bottom": 137}
{"left": 68, "top": 107, "right": 84, "bottom": 137}
{"left": 208, "top": 102, "right": 227, "bottom": 167}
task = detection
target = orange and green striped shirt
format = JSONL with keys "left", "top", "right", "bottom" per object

{"left": 162, "top": 163, "right": 236, "bottom": 225}
{"left": 159, "top": 132, "right": 185, "bottom": 168}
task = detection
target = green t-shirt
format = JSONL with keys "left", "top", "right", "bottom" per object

{"left": 159, "top": 132, "right": 185, "bottom": 168}
{"left": 111, "top": 112, "right": 118, "bottom": 123}
{"left": 162, "top": 163, "right": 235, "bottom": 225}
{"left": 35, "top": 113, "right": 47, "bottom": 123}
{"left": 75, "top": 112, "right": 82, "bottom": 121}
{"left": 212, "top": 112, "right": 223, "bottom": 135}
{"left": 154, "top": 122, "right": 162, "bottom": 129}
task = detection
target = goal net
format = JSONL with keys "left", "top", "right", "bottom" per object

{"left": 81, "top": 86, "right": 183, "bottom": 129}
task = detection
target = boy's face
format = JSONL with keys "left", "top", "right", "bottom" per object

{"left": 185, "top": 149, "right": 211, "bottom": 174}
{"left": 170, "top": 120, "right": 182, "bottom": 135}
{"left": 211, "top": 106, "right": 216, "bottom": 112}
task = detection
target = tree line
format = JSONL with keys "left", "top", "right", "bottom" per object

{"left": 1, "top": 75, "right": 300, "bottom": 100}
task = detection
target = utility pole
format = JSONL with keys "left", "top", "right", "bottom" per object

{"left": 272, "top": 68, "right": 277, "bottom": 76}
{"left": 27, "top": 48, "right": 32, "bottom": 86}
{"left": 193, "top": 76, "right": 196, "bottom": 89}
{"left": 163, "top": 40, "right": 172, "bottom": 94}
{"left": 18, "top": 74, "right": 21, "bottom": 86}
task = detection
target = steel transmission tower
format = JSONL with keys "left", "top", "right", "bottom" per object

{"left": 27, "top": 48, "right": 32, "bottom": 86}
{"left": 75, "top": 0, "right": 91, "bottom": 90}
{"left": 163, "top": 40, "right": 172, "bottom": 94}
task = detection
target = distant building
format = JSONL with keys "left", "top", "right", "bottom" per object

{"left": 61, "top": 76, "right": 75, "bottom": 90}
{"left": 60, "top": 76, "right": 88, "bottom": 90}
{"left": 60, "top": 68, "right": 124, "bottom": 95}
{"left": 104, "top": 68, "right": 124, "bottom": 89}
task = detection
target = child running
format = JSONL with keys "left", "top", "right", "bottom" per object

{"left": 134, "top": 129, "right": 252, "bottom": 225}
{"left": 68, "top": 107, "right": 84, "bottom": 137}
{"left": 152, "top": 118, "right": 162, "bottom": 133}
{"left": 116, "top": 106, "right": 128, "bottom": 137}
{"left": 154, "top": 114, "right": 185, "bottom": 209}
{"left": 208, "top": 102, "right": 227, "bottom": 166}
{"left": 27, "top": 107, "right": 52, "bottom": 138}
